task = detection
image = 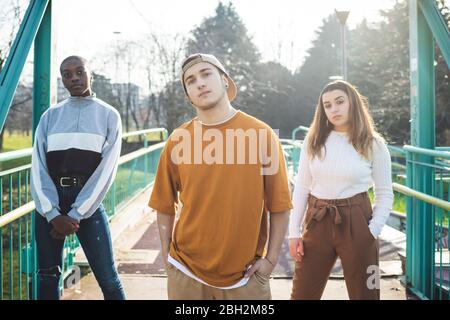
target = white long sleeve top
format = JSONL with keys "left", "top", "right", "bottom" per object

{"left": 288, "top": 130, "right": 394, "bottom": 239}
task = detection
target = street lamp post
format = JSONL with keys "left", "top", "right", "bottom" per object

{"left": 335, "top": 10, "right": 350, "bottom": 81}
{"left": 113, "top": 31, "right": 122, "bottom": 82}
{"left": 112, "top": 31, "right": 130, "bottom": 132}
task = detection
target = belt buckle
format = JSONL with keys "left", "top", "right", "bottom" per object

{"left": 60, "top": 177, "right": 73, "bottom": 187}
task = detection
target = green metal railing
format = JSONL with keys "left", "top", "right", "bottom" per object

{"left": 404, "top": 145, "right": 450, "bottom": 300}
{"left": 0, "top": 129, "right": 166, "bottom": 300}
{"left": 0, "top": 191, "right": 35, "bottom": 300}
{"left": 0, "top": 162, "right": 34, "bottom": 300}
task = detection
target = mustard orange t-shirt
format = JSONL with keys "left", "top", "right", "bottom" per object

{"left": 148, "top": 111, "right": 292, "bottom": 287}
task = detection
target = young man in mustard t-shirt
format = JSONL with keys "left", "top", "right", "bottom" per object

{"left": 149, "top": 53, "right": 292, "bottom": 299}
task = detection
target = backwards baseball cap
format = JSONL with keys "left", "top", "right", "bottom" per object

{"left": 180, "top": 53, "right": 237, "bottom": 102}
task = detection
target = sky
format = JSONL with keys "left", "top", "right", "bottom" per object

{"left": 52, "top": 0, "right": 397, "bottom": 82}
{"left": 2, "top": 0, "right": 400, "bottom": 90}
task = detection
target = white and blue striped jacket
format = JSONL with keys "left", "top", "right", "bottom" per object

{"left": 30, "top": 94, "right": 122, "bottom": 223}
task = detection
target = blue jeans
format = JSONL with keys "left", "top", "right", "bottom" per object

{"left": 35, "top": 185, "right": 125, "bottom": 300}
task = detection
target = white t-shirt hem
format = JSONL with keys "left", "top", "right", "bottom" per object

{"left": 168, "top": 254, "right": 249, "bottom": 290}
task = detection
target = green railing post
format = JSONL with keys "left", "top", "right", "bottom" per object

{"left": 32, "top": 0, "right": 52, "bottom": 138}
{"left": 291, "top": 126, "right": 309, "bottom": 175}
{"left": 0, "top": 179, "right": 3, "bottom": 299}
{"left": 9, "top": 175, "right": 13, "bottom": 299}
{"left": 112, "top": 183, "right": 116, "bottom": 216}
{"left": 31, "top": 0, "right": 52, "bottom": 298}
{"left": 406, "top": 151, "right": 413, "bottom": 287}
{"left": 409, "top": 0, "right": 436, "bottom": 299}
{"left": 144, "top": 135, "right": 148, "bottom": 186}
{"left": 18, "top": 173, "right": 22, "bottom": 299}
{"left": 31, "top": 211, "right": 37, "bottom": 300}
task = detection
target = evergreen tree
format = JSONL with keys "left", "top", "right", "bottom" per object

{"left": 186, "top": 2, "right": 262, "bottom": 115}
{"left": 290, "top": 14, "right": 341, "bottom": 131}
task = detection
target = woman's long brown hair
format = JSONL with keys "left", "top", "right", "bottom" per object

{"left": 307, "top": 80, "right": 381, "bottom": 160}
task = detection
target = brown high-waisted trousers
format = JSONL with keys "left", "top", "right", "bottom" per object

{"left": 291, "top": 192, "right": 380, "bottom": 300}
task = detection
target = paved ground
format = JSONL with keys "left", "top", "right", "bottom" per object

{"left": 63, "top": 187, "right": 408, "bottom": 300}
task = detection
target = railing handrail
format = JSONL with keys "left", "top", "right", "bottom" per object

{"left": 280, "top": 138, "right": 303, "bottom": 146}
{"left": 0, "top": 141, "right": 166, "bottom": 229}
{"left": 291, "top": 126, "right": 309, "bottom": 140}
{"left": 0, "top": 201, "right": 35, "bottom": 228}
{"left": 403, "top": 144, "right": 450, "bottom": 159}
{"left": 0, "top": 163, "right": 31, "bottom": 178}
{"left": 393, "top": 182, "right": 450, "bottom": 211}
{"left": 392, "top": 162, "right": 407, "bottom": 170}
{"left": 387, "top": 145, "right": 406, "bottom": 156}
{"left": 296, "top": 126, "right": 309, "bottom": 133}
{"left": 0, "top": 147, "right": 33, "bottom": 162}
{"left": 118, "top": 142, "right": 165, "bottom": 165}
{"left": 122, "top": 128, "right": 167, "bottom": 139}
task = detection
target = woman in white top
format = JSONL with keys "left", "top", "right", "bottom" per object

{"left": 288, "top": 80, "right": 393, "bottom": 300}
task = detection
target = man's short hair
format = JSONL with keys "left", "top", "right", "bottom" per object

{"left": 60, "top": 55, "right": 88, "bottom": 71}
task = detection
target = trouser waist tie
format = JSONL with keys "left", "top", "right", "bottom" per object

{"left": 306, "top": 198, "right": 354, "bottom": 239}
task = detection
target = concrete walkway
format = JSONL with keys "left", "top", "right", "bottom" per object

{"left": 63, "top": 187, "right": 408, "bottom": 300}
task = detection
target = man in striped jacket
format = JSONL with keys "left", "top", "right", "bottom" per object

{"left": 30, "top": 56, "right": 125, "bottom": 300}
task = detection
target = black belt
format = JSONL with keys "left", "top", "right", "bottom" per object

{"left": 54, "top": 175, "right": 88, "bottom": 187}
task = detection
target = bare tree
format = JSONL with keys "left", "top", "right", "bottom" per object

{"left": 0, "top": 0, "right": 23, "bottom": 70}
{"left": 0, "top": 0, "right": 27, "bottom": 151}
{"left": 145, "top": 38, "right": 168, "bottom": 128}
{"left": 92, "top": 30, "right": 189, "bottom": 133}
{"left": 103, "top": 40, "right": 144, "bottom": 132}
{"left": 143, "top": 32, "right": 190, "bottom": 132}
